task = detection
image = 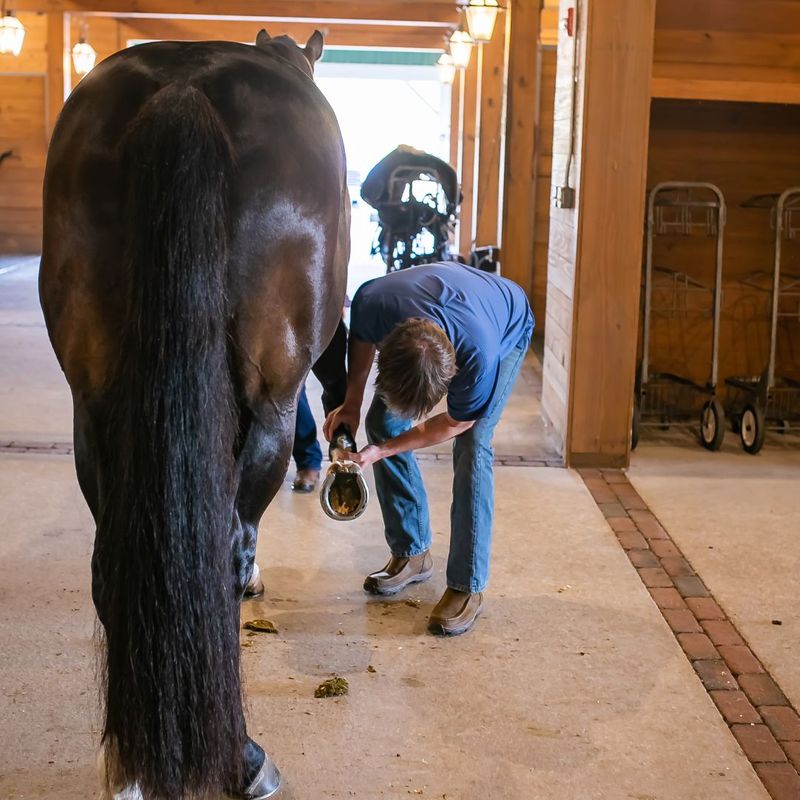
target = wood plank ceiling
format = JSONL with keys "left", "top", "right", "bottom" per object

{"left": 13, "top": 0, "right": 461, "bottom": 51}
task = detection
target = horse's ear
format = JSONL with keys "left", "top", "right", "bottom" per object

{"left": 255, "top": 29, "right": 271, "bottom": 49}
{"left": 304, "top": 30, "right": 324, "bottom": 65}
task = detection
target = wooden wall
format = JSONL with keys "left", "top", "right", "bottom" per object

{"left": 653, "top": 0, "right": 800, "bottom": 104}
{"left": 540, "top": 0, "right": 586, "bottom": 452}
{"left": 645, "top": 0, "right": 800, "bottom": 392}
{"left": 532, "top": 45, "right": 556, "bottom": 334}
{"left": 646, "top": 100, "right": 800, "bottom": 389}
{"left": 0, "top": 13, "right": 121, "bottom": 253}
{"left": 501, "top": 2, "right": 556, "bottom": 318}
{"left": 500, "top": 0, "right": 539, "bottom": 296}
{"left": 0, "top": 74, "right": 47, "bottom": 253}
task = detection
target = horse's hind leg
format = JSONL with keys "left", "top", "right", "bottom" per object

{"left": 73, "top": 396, "right": 101, "bottom": 520}
{"left": 233, "top": 407, "right": 295, "bottom": 596}
{"left": 73, "top": 397, "right": 112, "bottom": 626}
{"left": 230, "top": 408, "right": 294, "bottom": 797}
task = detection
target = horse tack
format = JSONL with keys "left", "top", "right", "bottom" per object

{"left": 40, "top": 30, "right": 348, "bottom": 800}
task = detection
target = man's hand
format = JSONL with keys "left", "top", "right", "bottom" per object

{"left": 323, "top": 402, "right": 361, "bottom": 442}
{"left": 341, "top": 412, "right": 474, "bottom": 468}
{"left": 342, "top": 444, "right": 382, "bottom": 469}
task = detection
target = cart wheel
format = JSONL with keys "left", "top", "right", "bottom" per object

{"left": 739, "top": 403, "right": 766, "bottom": 455}
{"left": 700, "top": 400, "right": 725, "bottom": 451}
{"left": 631, "top": 397, "right": 641, "bottom": 451}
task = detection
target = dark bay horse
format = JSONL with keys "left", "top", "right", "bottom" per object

{"left": 40, "top": 30, "right": 349, "bottom": 800}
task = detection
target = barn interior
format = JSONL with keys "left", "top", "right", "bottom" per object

{"left": 1, "top": 1, "right": 799, "bottom": 799}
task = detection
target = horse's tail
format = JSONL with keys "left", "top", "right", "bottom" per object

{"left": 97, "top": 83, "right": 244, "bottom": 799}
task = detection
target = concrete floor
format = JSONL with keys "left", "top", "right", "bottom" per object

{"left": 0, "top": 456, "right": 770, "bottom": 799}
{"left": 629, "top": 443, "right": 800, "bottom": 711}
{"left": 0, "top": 256, "right": 778, "bottom": 799}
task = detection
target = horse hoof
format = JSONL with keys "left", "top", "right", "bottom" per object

{"left": 244, "top": 562, "right": 265, "bottom": 599}
{"left": 113, "top": 786, "right": 143, "bottom": 800}
{"left": 242, "top": 753, "right": 282, "bottom": 799}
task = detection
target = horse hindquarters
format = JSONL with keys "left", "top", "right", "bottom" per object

{"left": 92, "top": 84, "right": 246, "bottom": 799}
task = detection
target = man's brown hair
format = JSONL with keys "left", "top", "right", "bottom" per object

{"left": 375, "top": 318, "right": 457, "bottom": 419}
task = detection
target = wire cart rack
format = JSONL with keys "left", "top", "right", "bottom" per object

{"left": 725, "top": 188, "right": 800, "bottom": 454}
{"left": 633, "top": 182, "right": 727, "bottom": 451}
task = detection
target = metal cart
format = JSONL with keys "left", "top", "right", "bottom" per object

{"left": 633, "top": 182, "right": 727, "bottom": 451}
{"left": 725, "top": 188, "right": 800, "bottom": 454}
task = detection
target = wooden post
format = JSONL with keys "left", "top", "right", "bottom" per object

{"left": 448, "top": 70, "right": 462, "bottom": 253}
{"left": 541, "top": 0, "right": 657, "bottom": 467}
{"left": 474, "top": 15, "right": 508, "bottom": 248}
{"left": 501, "top": 0, "right": 540, "bottom": 296}
{"left": 46, "top": 12, "right": 70, "bottom": 139}
{"left": 449, "top": 70, "right": 461, "bottom": 170}
{"left": 458, "top": 54, "right": 479, "bottom": 257}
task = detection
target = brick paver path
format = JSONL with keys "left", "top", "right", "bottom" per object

{"left": 581, "top": 468, "right": 800, "bottom": 800}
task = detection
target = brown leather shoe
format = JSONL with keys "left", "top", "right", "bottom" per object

{"left": 428, "top": 588, "right": 484, "bottom": 636}
{"left": 292, "top": 468, "right": 320, "bottom": 493}
{"left": 363, "top": 551, "right": 433, "bottom": 596}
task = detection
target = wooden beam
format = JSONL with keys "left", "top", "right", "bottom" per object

{"left": 474, "top": 14, "right": 507, "bottom": 248}
{"left": 655, "top": 0, "right": 800, "bottom": 35}
{"left": 651, "top": 75, "right": 800, "bottom": 105}
{"left": 457, "top": 55, "right": 479, "bottom": 256}
{"left": 119, "top": 17, "right": 447, "bottom": 49}
{"left": 501, "top": 0, "right": 540, "bottom": 297}
{"left": 449, "top": 72, "right": 460, "bottom": 171}
{"left": 14, "top": 0, "right": 459, "bottom": 27}
{"left": 447, "top": 76, "right": 460, "bottom": 253}
{"left": 541, "top": 0, "right": 657, "bottom": 467}
{"left": 45, "top": 11, "right": 71, "bottom": 139}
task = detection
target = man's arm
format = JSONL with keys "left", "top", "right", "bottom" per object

{"left": 322, "top": 336, "right": 376, "bottom": 441}
{"left": 345, "top": 412, "right": 475, "bottom": 468}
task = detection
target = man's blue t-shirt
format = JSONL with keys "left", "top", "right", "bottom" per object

{"left": 350, "top": 263, "right": 534, "bottom": 421}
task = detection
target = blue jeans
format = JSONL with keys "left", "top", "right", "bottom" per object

{"left": 365, "top": 329, "right": 531, "bottom": 593}
{"left": 292, "top": 385, "right": 322, "bottom": 472}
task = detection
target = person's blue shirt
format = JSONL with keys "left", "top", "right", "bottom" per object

{"left": 350, "top": 262, "right": 534, "bottom": 421}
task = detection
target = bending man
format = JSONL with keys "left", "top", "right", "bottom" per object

{"left": 324, "top": 262, "right": 534, "bottom": 636}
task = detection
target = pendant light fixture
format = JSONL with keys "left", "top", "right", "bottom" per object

{"left": 462, "top": 0, "right": 502, "bottom": 44}
{"left": 449, "top": 28, "right": 473, "bottom": 70}
{"left": 437, "top": 52, "right": 456, "bottom": 85}
{"left": 0, "top": 1, "right": 26, "bottom": 57}
{"left": 72, "top": 19, "right": 96, "bottom": 76}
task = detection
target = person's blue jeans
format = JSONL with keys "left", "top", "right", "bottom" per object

{"left": 365, "top": 328, "right": 532, "bottom": 593}
{"left": 292, "top": 384, "right": 322, "bottom": 472}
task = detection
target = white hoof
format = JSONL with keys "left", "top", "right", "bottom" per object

{"left": 244, "top": 562, "right": 265, "bottom": 597}
{"left": 114, "top": 787, "right": 143, "bottom": 800}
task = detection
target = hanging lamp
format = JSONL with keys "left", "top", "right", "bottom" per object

{"left": 0, "top": 1, "right": 26, "bottom": 57}
{"left": 437, "top": 53, "right": 456, "bottom": 85}
{"left": 449, "top": 29, "right": 473, "bottom": 70}
{"left": 462, "top": 0, "right": 501, "bottom": 44}
{"left": 72, "top": 20, "right": 97, "bottom": 76}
